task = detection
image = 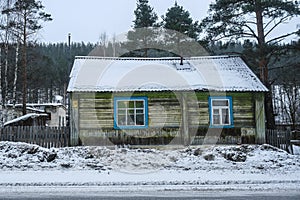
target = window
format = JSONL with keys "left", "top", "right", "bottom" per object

{"left": 114, "top": 97, "right": 148, "bottom": 129}
{"left": 209, "top": 97, "right": 233, "bottom": 127}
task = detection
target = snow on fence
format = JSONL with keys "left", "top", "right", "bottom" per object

{"left": 266, "top": 129, "right": 292, "bottom": 153}
{"left": 0, "top": 126, "right": 69, "bottom": 148}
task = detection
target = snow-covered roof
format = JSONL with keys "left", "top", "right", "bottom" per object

{"left": 26, "top": 107, "right": 45, "bottom": 113}
{"left": 67, "top": 56, "right": 268, "bottom": 92}
{"left": 3, "top": 113, "right": 49, "bottom": 127}
{"left": 6, "top": 103, "right": 65, "bottom": 108}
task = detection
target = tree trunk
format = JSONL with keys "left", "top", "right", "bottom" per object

{"left": 0, "top": 48, "right": 2, "bottom": 108}
{"left": 22, "top": 20, "right": 27, "bottom": 115}
{"left": 4, "top": 40, "right": 9, "bottom": 106}
{"left": 265, "top": 83, "right": 276, "bottom": 129}
{"left": 13, "top": 43, "right": 19, "bottom": 107}
{"left": 2, "top": 0, "right": 12, "bottom": 108}
{"left": 0, "top": 47, "right": 6, "bottom": 128}
{"left": 255, "top": 1, "right": 275, "bottom": 129}
{"left": 0, "top": 48, "right": 2, "bottom": 127}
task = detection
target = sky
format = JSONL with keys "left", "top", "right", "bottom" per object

{"left": 39, "top": 0, "right": 214, "bottom": 43}
{"left": 39, "top": 0, "right": 299, "bottom": 44}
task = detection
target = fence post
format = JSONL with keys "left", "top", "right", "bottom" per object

{"left": 50, "top": 126, "right": 55, "bottom": 148}
{"left": 26, "top": 126, "right": 30, "bottom": 145}
{"left": 44, "top": 126, "right": 48, "bottom": 148}
{"left": 286, "top": 131, "right": 292, "bottom": 154}
{"left": 66, "top": 126, "right": 70, "bottom": 147}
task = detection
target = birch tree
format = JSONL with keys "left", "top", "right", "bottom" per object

{"left": 2, "top": 0, "right": 52, "bottom": 115}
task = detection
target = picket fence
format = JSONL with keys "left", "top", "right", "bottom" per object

{"left": 0, "top": 126, "right": 69, "bottom": 148}
{"left": 266, "top": 129, "right": 292, "bottom": 153}
{"left": 0, "top": 126, "right": 297, "bottom": 152}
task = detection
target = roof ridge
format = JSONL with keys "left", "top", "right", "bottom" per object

{"left": 74, "top": 55, "right": 238, "bottom": 61}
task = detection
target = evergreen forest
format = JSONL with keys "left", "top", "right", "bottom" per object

{"left": 0, "top": 0, "right": 300, "bottom": 129}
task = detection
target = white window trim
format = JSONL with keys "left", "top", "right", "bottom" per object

{"left": 114, "top": 97, "right": 148, "bottom": 129}
{"left": 209, "top": 96, "right": 233, "bottom": 128}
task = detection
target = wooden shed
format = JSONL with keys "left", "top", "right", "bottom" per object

{"left": 67, "top": 56, "right": 268, "bottom": 146}
{"left": 5, "top": 103, "right": 67, "bottom": 127}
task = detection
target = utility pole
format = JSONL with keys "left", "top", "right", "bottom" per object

{"left": 66, "top": 33, "right": 71, "bottom": 127}
{"left": 68, "top": 33, "right": 71, "bottom": 75}
{"left": 65, "top": 33, "right": 71, "bottom": 106}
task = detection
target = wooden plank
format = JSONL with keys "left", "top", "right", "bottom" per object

{"left": 5, "top": 127, "right": 9, "bottom": 141}
{"left": 9, "top": 126, "right": 13, "bottom": 141}
{"left": 44, "top": 127, "right": 48, "bottom": 148}
{"left": 80, "top": 98, "right": 112, "bottom": 103}
{"left": 79, "top": 119, "right": 114, "bottom": 125}
{"left": 62, "top": 127, "right": 66, "bottom": 147}
{"left": 79, "top": 123, "right": 112, "bottom": 129}
{"left": 51, "top": 127, "right": 55, "bottom": 148}
{"left": 3, "top": 127, "right": 6, "bottom": 140}
{"left": 56, "top": 127, "right": 59, "bottom": 147}
{"left": 25, "top": 126, "right": 29, "bottom": 143}
{"left": 80, "top": 111, "right": 113, "bottom": 116}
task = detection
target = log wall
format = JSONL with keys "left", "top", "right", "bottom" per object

{"left": 70, "top": 91, "right": 257, "bottom": 146}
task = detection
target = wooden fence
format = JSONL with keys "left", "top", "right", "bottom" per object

{"left": 0, "top": 126, "right": 70, "bottom": 148}
{"left": 266, "top": 129, "right": 292, "bottom": 153}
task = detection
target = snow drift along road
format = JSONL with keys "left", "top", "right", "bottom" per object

{"left": 0, "top": 141, "right": 299, "bottom": 193}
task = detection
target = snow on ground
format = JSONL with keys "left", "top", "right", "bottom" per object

{"left": 0, "top": 141, "right": 300, "bottom": 193}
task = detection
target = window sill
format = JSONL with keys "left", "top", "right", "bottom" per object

{"left": 209, "top": 125, "right": 234, "bottom": 128}
{"left": 114, "top": 125, "right": 148, "bottom": 130}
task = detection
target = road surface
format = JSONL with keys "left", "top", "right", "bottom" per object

{"left": 0, "top": 188, "right": 299, "bottom": 200}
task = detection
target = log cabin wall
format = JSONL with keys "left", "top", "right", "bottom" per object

{"left": 70, "top": 91, "right": 258, "bottom": 146}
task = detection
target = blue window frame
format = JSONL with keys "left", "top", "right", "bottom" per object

{"left": 209, "top": 96, "right": 233, "bottom": 128}
{"left": 114, "top": 97, "right": 148, "bottom": 129}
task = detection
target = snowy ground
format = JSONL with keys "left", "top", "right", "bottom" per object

{"left": 0, "top": 141, "right": 300, "bottom": 195}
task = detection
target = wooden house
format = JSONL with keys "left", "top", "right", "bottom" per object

{"left": 67, "top": 56, "right": 268, "bottom": 146}
{"left": 5, "top": 103, "right": 67, "bottom": 127}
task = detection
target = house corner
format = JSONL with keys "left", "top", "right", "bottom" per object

{"left": 255, "top": 93, "right": 266, "bottom": 144}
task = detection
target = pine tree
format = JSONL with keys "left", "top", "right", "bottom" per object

{"left": 162, "top": 2, "right": 200, "bottom": 40}
{"left": 200, "top": 0, "right": 300, "bottom": 129}
{"left": 161, "top": 2, "right": 202, "bottom": 57}
{"left": 133, "top": 0, "right": 158, "bottom": 28}
{"left": 124, "top": 0, "right": 159, "bottom": 57}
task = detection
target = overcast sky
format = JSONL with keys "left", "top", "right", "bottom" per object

{"left": 39, "top": 0, "right": 214, "bottom": 43}
{"left": 39, "top": 0, "right": 298, "bottom": 44}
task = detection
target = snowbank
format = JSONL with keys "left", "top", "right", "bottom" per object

{"left": 0, "top": 141, "right": 300, "bottom": 192}
{"left": 1, "top": 141, "right": 299, "bottom": 172}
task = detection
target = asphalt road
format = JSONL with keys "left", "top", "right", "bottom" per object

{"left": 1, "top": 190, "right": 300, "bottom": 200}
